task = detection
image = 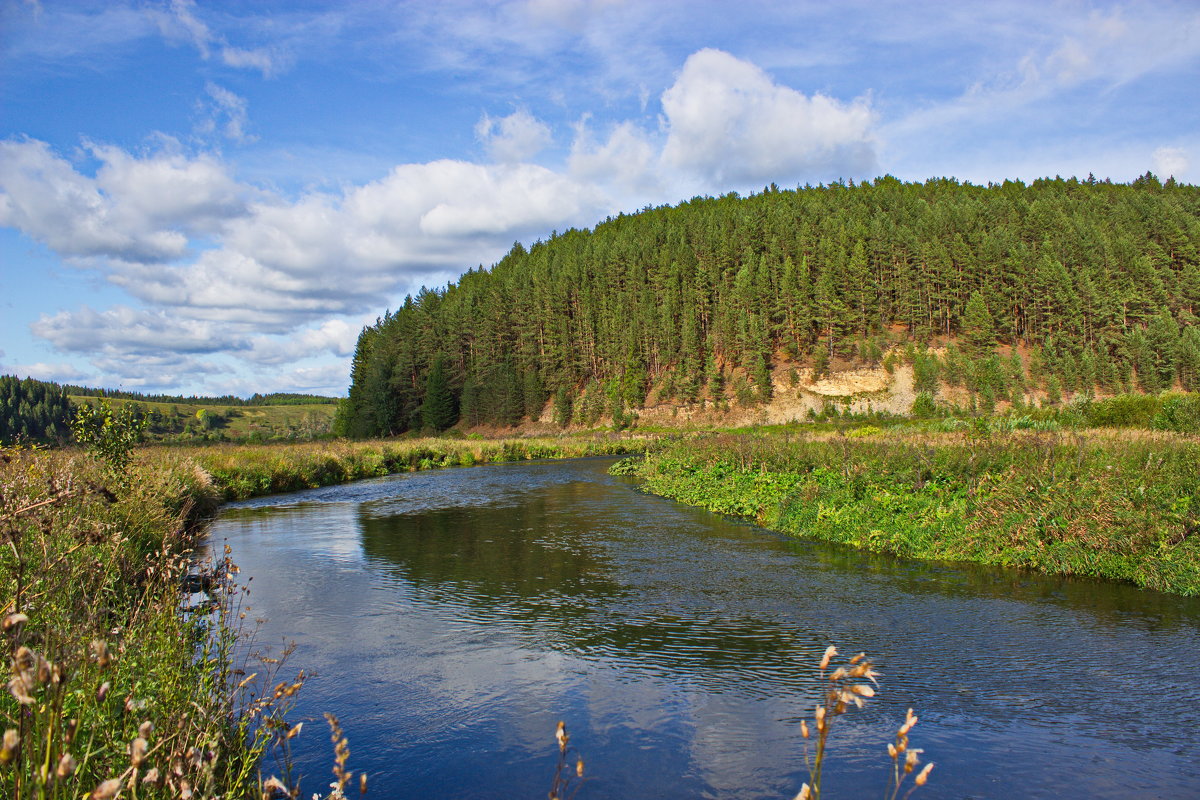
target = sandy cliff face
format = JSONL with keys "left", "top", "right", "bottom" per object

{"left": 629, "top": 361, "right": 918, "bottom": 428}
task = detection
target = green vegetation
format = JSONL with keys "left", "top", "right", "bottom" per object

{"left": 341, "top": 174, "right": 1200, "bottom": 435}
{"left": 181, "top": 435, "right": 651, "bottom": 501}
{"left": 619, "top": 430, "right": 1200, "bottom": 595}
{"left": 0, "top": 443, "right": 282, "bottom": 799}
{"left": 0, "top": 376, "right": 73, "bottom": 444}
{"left": 69, "top": 396, "right": 338, "bottom": 443}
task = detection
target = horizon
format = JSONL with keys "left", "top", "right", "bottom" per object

{"left": 2, "top": 0, "right": 1198, "bottom": 397}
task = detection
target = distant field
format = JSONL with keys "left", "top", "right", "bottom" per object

{"left": 69, "top": 395, "right": 338, "bottom": 440}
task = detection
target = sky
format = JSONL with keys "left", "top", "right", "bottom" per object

{"left": 1, "top": 0, "right": 1198, "bottom": 397}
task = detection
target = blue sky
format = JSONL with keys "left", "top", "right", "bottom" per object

{"left": 1, "top": 0, "right": 1198, "bottom": 397}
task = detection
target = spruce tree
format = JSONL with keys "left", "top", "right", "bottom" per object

{"left": 420, "top": 356, "right": 458, "bottom": 432}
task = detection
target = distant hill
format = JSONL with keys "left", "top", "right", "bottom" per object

{"left": 339, "top": 173, "right": 1200, "bottom": 435}
{"left": 0, "top": 375, "right": 339, "bottom": 445}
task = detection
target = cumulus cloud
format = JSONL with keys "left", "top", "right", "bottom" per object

{"left": 243, "top": 320, "right": 359, "bottom": 365}
{"left": 569, "top": 118, "right": 659, "bottom": 195}
{"left": 0, "top": 138, "right": 247, "bottom": 262}
{"left": 1152, "top": 146, "right": 1189, "bottom": 180}
{"left": 660, "top": 49, "right": 877, "bottom": 185}
{"left": 476, "top": 109, "right": 554, "bottom": 163}
{"left": 31, "top": 306, "right": 247, "bottom": 356}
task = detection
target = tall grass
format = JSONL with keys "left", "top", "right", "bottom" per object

{"left": 0, "top": 443, "right": 379, "bottom": 799}
{"left": 623, "top": 429, "right": 1200, "bottom": 595}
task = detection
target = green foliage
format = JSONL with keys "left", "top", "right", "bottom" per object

{"left": 70, "top": 399, "right": 148, "bottom": 475}
{"left": 0, "top": 375, "right": 73, "bottom": 444}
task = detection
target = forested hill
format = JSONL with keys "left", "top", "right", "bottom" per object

{"left": 339, "top": 173, "right": 1200, "bottom": 436}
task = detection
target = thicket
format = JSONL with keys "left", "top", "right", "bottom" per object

{"left": 341, "top": 174, "right": 1200, "bottom": 436}
{"left": 623, "top": 430, "right": 1200, "bottom": 595}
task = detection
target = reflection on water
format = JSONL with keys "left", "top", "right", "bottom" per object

{"left": 212, "top": 456, "right": 1200, "bottom": 799}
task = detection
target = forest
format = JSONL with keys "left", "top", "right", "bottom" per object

{"left": 0, "top": 375, "right": 73, "bottom": 443}
{"left": 338, "top": 173, "right": 1200, "bottom": 436}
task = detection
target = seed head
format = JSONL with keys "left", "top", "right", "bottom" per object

{"left": 97, "top": 681, "right": 111, "bottom": 702}
{"left": 90, "top": 640, "right": 112, "bottom": 669}
{"left": 2, "top": 612, "right": 28, "bottom": 632}
{"left": 915, "top": 762, "right": 934, "bottom": 786}
{"left": 56, "top": 752, "right": 77, "bottom": 778}
{"left": 1, "top": 728, "right": 20, "bottom": 764}
{"left": 818, "top": 646, "right": 837, "bottom": 671}
{"left": 138, "top": 720, "right": 154, "bottom": 739}
{"left": 130, "top": 737, "right": 148, "bottom": 767}
{"left": 795, "top": 783, "right": 812, "bottom": 800}
{"left": 91, "top": 778, "right": 123, "bottom": 799}
{"left": 799, "top": 720, "right": 809, "bottom": 739}
{"left": 576, "top": 757, "right": 585, "bottom": 778}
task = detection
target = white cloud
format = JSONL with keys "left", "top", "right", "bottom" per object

{"left": 31, "top": 305, "right": 245, "bottom": 356}
{"left": 569, "top": 119, "right": 659, "bottom": 195}
{"left": 475, "top": 109, "right": 554, "bottom": 163}
{"left": 0, "top": 139, "right": 185, "bottom": 262}
{"left": 196, "top": 82, "right": 255, "bottom": 144}
{"left": 0, "top": 361, "right": 89, "bottom": 383}
{"left": 244, "top": 320, "right": 359, "bottom": 365}
{"left": 0, "top": 138, "right": 247, "bottom": 263}
{"left": 660, "top": 49, "right": 877, "bottom": 186}
{"left": 1152, "top": 146, "right": 1189, "bottom": 180}
{"left": 153, "top": 0, "right": 280, "bottom": 77}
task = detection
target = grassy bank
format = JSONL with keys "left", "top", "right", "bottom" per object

{"left": 173, "top": 434, "right": 651, "bottom": 501}
{"left": 0, "top": 444, "right": 286, "bottom": 799}
{"left": 2, "top": 434, "right": 649, "bottom": 797}
{"left": 622, "top": 430, "right": 1200, "bottom": 596}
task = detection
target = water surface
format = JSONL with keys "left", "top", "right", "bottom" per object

{"left": 210, "top": 456, "right": 1200, "bottom": 799}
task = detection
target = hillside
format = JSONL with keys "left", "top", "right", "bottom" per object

{"left": 0, "top": 375, "right": 338, "bottom": 444}
{"left": 340, "top": 173, "right": 1200, "bottom": 435}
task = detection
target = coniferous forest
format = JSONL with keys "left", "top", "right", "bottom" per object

{"left": 339, "top": 174, "right": 1200, "bottom": 436}
{"left": 0, "top": 375, "right": 73, "bottom": 443}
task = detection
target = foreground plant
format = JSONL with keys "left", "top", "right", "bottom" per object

{"left": 795, "top": 646, "right": 932, "bottom": 800}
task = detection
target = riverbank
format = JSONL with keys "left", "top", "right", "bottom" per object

{"left": 0, "top": 434, "right": 651, "bottom": 798}
{"left": 620, "top": 430, "right": 1200, "bottom": 596}
{"left": 172, "top": 434, "right": 651, "bottom": 500}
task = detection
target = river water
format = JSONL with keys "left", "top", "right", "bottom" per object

{"left": 208, "top": 456, "right": 1200, "bottom": 799}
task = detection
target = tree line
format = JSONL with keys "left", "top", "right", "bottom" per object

{"left": 62, "top": 386, "right": 337, "bottom": 406}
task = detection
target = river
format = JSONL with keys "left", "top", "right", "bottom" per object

{"left": 208, "top": 456, "right": 1200, "bottom": 799}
